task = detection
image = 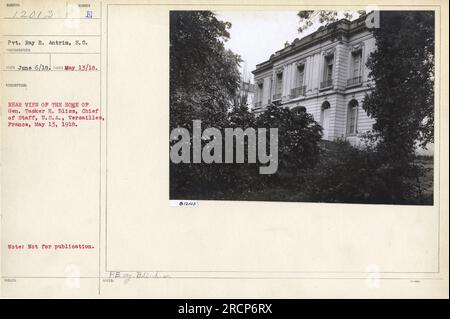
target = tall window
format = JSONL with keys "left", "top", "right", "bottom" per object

{"left": 321, "top": 55, "right": 334, "bottom": 89}
{"left": 320, "top": 101, "right": 331, "bottom": 140}
{"left": 352, "top": 51, "right": 362, "bottom": 78}
{"left": 325, "top": 56, "right": 333, "bottom": 82}
{"left": 275, "top": 72, "right": 283, "bottom": 94}
{"left": 347, "top": 99, "right": 358, "bottom": 135}
{"left": 273, "top": 71, "right": 283, "bottom": 100}
{"left": 297, "top": 64, "right": 305, "bottom": 87}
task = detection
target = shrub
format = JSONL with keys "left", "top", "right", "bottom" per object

{"left": 255, "top": 104, "right": 323, "bottom": 175}
{"left": 302, "top": 140, "right": 431, "bottom": 204}
{"left": 170, "top": 104, "right": 324, "bottom": 199}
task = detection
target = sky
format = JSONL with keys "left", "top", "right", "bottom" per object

{"left": 216, "top": 11, "right": 316, "bottom": 83}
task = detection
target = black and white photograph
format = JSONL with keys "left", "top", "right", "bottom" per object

{"left": 169, "top": 10, "right": 435, "bottom": 205}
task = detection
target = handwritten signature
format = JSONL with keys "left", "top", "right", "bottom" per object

{"left": 109, "top": 271, "right": 171, "bottom": 284}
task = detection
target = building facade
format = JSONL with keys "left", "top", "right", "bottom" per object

{"left": 252, "top": 15, "right": 376, "bottom": 145}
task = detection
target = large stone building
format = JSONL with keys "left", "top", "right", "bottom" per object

{"left": 252, "top": 14, "right": 376, "bottom": 145}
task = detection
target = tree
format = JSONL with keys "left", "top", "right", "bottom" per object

{"left": 170, "top": 11, "right": 242, "bottom": 199}
{"left": 362, "top": 11, "right": 435, "bottom": 152}
{"left": 360, "top": 11, "right": 434, "bottom": 203}
{"left": 170, "top": 11, "right": 241, "bottom": 130}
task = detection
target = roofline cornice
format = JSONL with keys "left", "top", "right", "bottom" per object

{"left": 252, "top": 14, "right": 370, "bottom": 76}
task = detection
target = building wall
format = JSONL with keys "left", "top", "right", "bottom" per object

{"left": 253, "top": 22, "right": 377, "bottom": 145}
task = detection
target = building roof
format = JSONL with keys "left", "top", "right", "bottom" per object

{"left": 252, "top": 13, "right": 369, "bottom": 75}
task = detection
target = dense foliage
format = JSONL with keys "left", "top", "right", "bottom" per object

{"left": 255, "top": 104, "right": 322, "bottom": 174}
{"left": 169, "top": 11, "right": 241, "bottom": 197}
{"left": 170, "top": 103, "right": 324, "bottom": 199}
{"left": 302, "top": 141, "right": 432, "bottom": 204}
{"left": 361, "top": 11, "right": 434, "bottom": 203}
{"left": 363, "top": 11, "right": 434, "bottom": 150}
{"left": 170, "top": 11, "right": 241, "bottom": 130}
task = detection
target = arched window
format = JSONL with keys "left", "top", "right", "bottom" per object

{"left": 321, "top": 101, "right": 331, "bottom": 140}
{"left": 321, "top": 101, "right": 330, "bottom": 123}
{"left": 347, "top": 99, "right": 358, "bottom": 135}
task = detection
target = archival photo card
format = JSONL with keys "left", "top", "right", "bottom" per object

{"left": 1, "top": 0, "right": 447, "bottom": 299}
